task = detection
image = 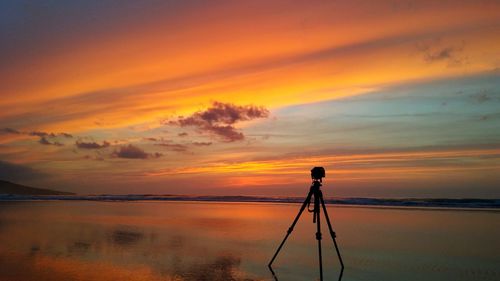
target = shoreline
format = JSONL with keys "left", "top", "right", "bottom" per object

{"left": 1, "top": 194, "right": 499, "bottom": 210}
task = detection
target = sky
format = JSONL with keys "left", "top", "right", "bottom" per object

{"left": 0, "top": 0, "right": 499, "bottom": 197}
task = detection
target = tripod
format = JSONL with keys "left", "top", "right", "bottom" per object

{"left": 268, "top": 168, "right": 344, "bottom": 281}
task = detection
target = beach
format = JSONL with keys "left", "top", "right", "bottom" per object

{"left": 0, "top": 200, "right": 498, "bottom": 281}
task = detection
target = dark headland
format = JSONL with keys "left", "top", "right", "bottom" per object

{"left": 0, "top": 180, "right": 74, "bottom": 195}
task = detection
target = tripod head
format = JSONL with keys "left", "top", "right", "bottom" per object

{"left": 308, "top": 167, "right": 325, "bottom": 215}
{"left": 311, "top": 167, "right": 325, "bottom": 182}
{"left": 311, "top": 167, "right": 325, "bottom": 191}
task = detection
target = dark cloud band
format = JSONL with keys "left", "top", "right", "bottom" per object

{"left": 1, "top": 127, "right": 72, "bottom": 146}
{"left": 112, "top": 144, "right": 162, "bottom": 159}
{"left": 76, "top": 141, "right": 110, "bottom": 149}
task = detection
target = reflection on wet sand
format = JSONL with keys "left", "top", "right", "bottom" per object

{"left": 0, "top": 202, "right": 268, "bottom": 281}
{"left": 0, "top": 251, "right": 164, "bottom": 281}
{"left": 0, "top": 251, "right": 259, "bottom": 281}
{"left": 110, "top": 228, "right": 144, "bottom": 246}
{"left": 67, "top": 241, "right": 91, "bottom": 254}
{"left": 171, "top": 255, "right": 261, "bottom": 281}
{"left": 0, "top": 201, "right": 498, "bottom": 281}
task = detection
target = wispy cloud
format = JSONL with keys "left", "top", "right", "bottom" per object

{"left": 154, "top": 143, "right": 188, "bottom": 152}
{"left": 1, "top": 128, "right": 72, "bottom": 138}
{"left": 192, "top": 141, "right": 212, "bottom": 146}
{"left": 470, "top": 90, "right": 492, "bottom": 104}
{"left": 112, "top": 144, "right": 162, "bottom": 159}
{"left": 416, "top": 39, "right": 466, "bottom": 66}
{"left": 1, "top": 127, "right": 72, "bottom": 146}
{"left": 0, "top": 128, "right": 21, "bottom": 134}
{"left": 75, "top": 140, "right": 110, "bottom": 149}
{"left": 144, "top": 145, "right": 500, "bottom": 179}
{"left": 39, "top": 137, "right": 63, "bottom": 146}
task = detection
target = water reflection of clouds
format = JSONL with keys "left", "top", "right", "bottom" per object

{"left": 0, "top": 251, "right": 259, "bottom": 281}
{"left": 30, "top": 244, "right": 41, "bottom": 256}
{"left": 170, "top": 255, "right": 260, "bottom": 281}
{"left": 190, "top": 217, "right": 242, "bottom": 229}
{"left": 0, "top": 223, "right": 261, "bottom": 280}
{"left": 67, "top": 241, "right": 91, "bottom": 255}
{"left": 167, "top": 234, "right": 185, "bottom": 250}
{"left": 0, "top": 202, "right": 303, "bottom": 281}
{"left": 110, "top": 228, "right": 144, "bottom": 247}
{"left": 0, "top": 202, "right": 318, "bottom": 280}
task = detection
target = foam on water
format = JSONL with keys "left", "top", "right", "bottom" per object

{"left": 0, "top": 194, "right": 499, "bottom": 209}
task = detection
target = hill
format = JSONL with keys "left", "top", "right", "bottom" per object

{"left": 0, "top": 180, "right": 74, "bottom": 195}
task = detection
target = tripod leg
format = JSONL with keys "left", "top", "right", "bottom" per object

{"left": 319, "top": 192, "right": 344, "bottom": 281}
{"left": 268, "top": 190, "right": 313, "bottom": 268}
{"left": 315, "top": 198, "right": 324, "bottom": 281}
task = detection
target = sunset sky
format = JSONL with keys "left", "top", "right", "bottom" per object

{"left": 1, "top": 0, "right": 499, "bottom": 197}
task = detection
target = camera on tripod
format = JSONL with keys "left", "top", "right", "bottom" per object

{"left": 311, "top": 167, "right": 325, "bottom": 181}
{"left": 269, "top": 167, "right": 344, "bottom": 281}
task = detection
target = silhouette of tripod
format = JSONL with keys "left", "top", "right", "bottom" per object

{"left": 268, "top": 167, "right": 344, "bottom": 281}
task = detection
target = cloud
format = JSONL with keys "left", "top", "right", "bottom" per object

{"left": 155, "top": 143, "right": 188, "bottom": 152}
{"left": 416, "top": 40, "right": 466, "bottom": 66}
{"left": 0, "top": 128, "right": 21, "bottom": 134}
{"left": 39, "top": 137, "right": 63, "bottom": 146}
{"left": 30, "top": 131, "right": 56, "bottom": 138}
{"left": 112, "top": 144, "right": 162, "bottom": 159}
{"left": 168, "top": 102, "right": 269, "bottom": 142}
{"left": 209, "top": 125, "right": 244, "bottom": 141}
{"left": 29, "top": 130, "right": 72, "bottom": 138}
{"left": 424, "top": 47, "right": 455, "bottom": 61}
{"left": 83, "top": 155, "right": 105, "bottom": 161}
{"left": 1, "top": 127, "right": 72, "bottom": 146}
{"left": 192, "top": 141, "right": 212, "bottom": 146}
{"left": 470, "top": 90, "right": 492, "bottom": 104}
{"left": 178, "top": 132, "right": 188, "bottom": 137}
{"left": 75, "top": 140, "right": 110, "bottom": 149}
{"left": 0, "top": 160, "right": 45, "bottom": 181}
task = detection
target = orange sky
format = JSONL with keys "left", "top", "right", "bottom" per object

{"left": 0, "top": 0, "right": 499, "bottom": 197}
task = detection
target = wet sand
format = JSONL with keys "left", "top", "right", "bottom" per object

{"left": 0, "top": 201, "right": 498, "bottom": 281}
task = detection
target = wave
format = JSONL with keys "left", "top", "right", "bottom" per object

{"left": 0, "top": 194, "right": 499, "bottom": 209}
